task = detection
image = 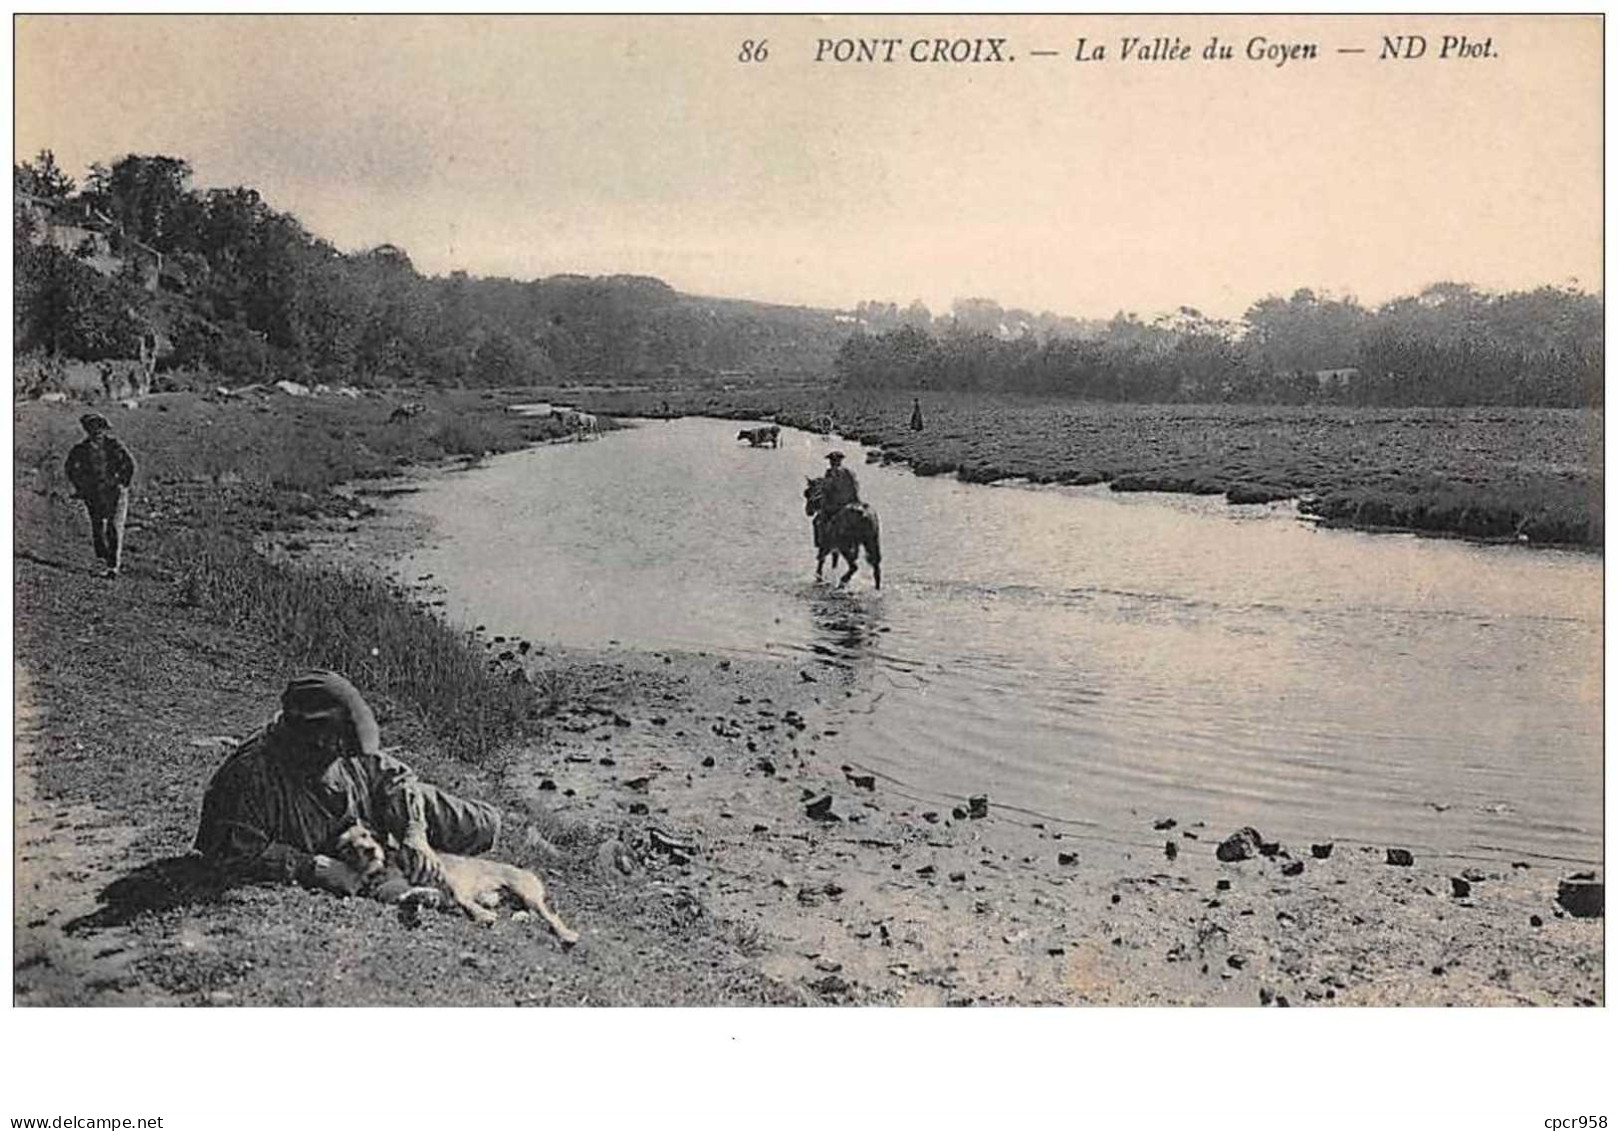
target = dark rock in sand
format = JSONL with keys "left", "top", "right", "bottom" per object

{"left": 623, "top": 776, "right": 650, "bottom": 792}
{"left": 1258, "top": 987, "right": 1274, "bottom": 1006}
{"left": 1164, "top": 841, "right": 1179, "bottom": 861}
{"left": 805, "top": 795, "right": 840, "bottom": 822}
{"left": 1154, "top": 818, "right": 1177, "bottom": 831}
{"left": 1311, "top": 843, "right": 1334, "bottom": 859}
{"left": 756, "top": 758, "right": 776, "bottom": 776}
{"left": 628, "top": 802, "right": 649, "bottom": 816}
{"left": 1282, "top": 860, "right": 1305, "bottom": 877}
{"left": 921, "top": 811, "right": 940, "bottom": 824}
{"left": 700, "top": 755, "right": 715, "bottom": 768}
{"left": 1530, "top": 915, "right": 1544, "bottom": 928}
{"left": 1386, "top": 848, "right": 1415, "bottom": 867}
{"left": 1227, "top": 955, "right": 1247, "bottom": 970}
{"left": 1556, "top": 876, "right": 1604, "bottom": 919}
{"left": 952, "top": 806, "right": 969, "bottom": 821}
{"left": 1058, "top": 852, "right": 1078, "bottom": 866}
{"left": 1216, "top": 828, "right": 1264, "bottom": 863}
{"left": 847, "top": 772, "right": 876, "bottom": 791}
{"left": 1450, "top": 877, "right": 1471, "bottom": 898}
{"left": 537, "top": 778, "right": 557, "bottom": 792}
{"left": 1110, "top": 893, "right": 1121, "bottom": 905}
{"left": 968, "top": 795, "right": 989, "bottom": 819}
{"left": 1258, "top": 840, "right": 1283, "bottom": 858}
{"left": 1216, "top": 879, "right": 1231, "bottom": 891}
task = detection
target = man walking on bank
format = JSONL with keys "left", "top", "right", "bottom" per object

{"left": 64, "top": 413, "right": 136, "bottom": 579}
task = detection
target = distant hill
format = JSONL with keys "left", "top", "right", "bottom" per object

{"left": 13, "top": 151, "right": 852, "bottom": 390}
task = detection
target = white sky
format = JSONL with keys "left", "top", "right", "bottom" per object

{"left": 13, "top": 14, "right": 1604, "bottom": 320}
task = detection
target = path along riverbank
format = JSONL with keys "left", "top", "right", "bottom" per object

{"left": 12, "top": 389, "right": 1603, "bottom": 1005}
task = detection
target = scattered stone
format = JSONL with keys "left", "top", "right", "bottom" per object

{"left": 1385, "top": 848, "right": 1415, "bottom": 867}
{"left": 1282, "top": 861, "right": 1305, "bottom": 877}
{"left": 800, "top": 670, "right": 817, "bottom": 683}
{"left": 1216, "top": 879, "right": 1231, "bottom": 891}
{"left": 847, "top": 772, "right": 876, "bottom": 791}
{"left": 537, "top": 778, "right": 557, "bottom": 792}
{"left": 1258, "top": 987, "right": 1274, "bottom": 1006}
{"left": 949, "top": 872, "right": 966, "bottom": 883}
{"left": 1310, "top": 843, "right": 1334, "bottom": 859}
{"left": 648, "top": 828, "right": 696, "bottom": 857}
{"left": 1461, "top": 868, "right": 1488, "bottom": 883}
{"left": 1431, "top": 965, "right": 1445, "bottom": 976}
{"left": 756, "top": 758, "right": 776, "bottom": 776}
{"left": 623, "top": 776, "right": 650, "bottom": 792}
{"left": 700, "top": 756, "right": 715, "bottom": 768}
{"left": 1216, "top": 828, "right": 1263, "bottom": 863}
{"left": 1529, "top": 915, "right": 1543, "bottom": 928}
{"left": 1153, "top": 818, "right": 1177, "bottom": 831}
{"left": 1164, "top": 841, "right": 1179, "bottom": 861}
{"left": 1227, "top": 955, "right": 1247, "bottom": 970}
{"left": 968, "top": 795, "right": 989, "bottom": 819}
{"left": 1450, "top": 877, "right": 1471, "bottom": 898}
{"left": 952, "top": 806, "right": 969, "bottom": 821}
{"left": 805, "top": 795, "right": 840, "bottom": 822}
{"left": 1511, "top": 861, "right": 1531, "bottom": 870}
{"left": 628, "top": 802, "right": 648, "bottom": 816}
{"left": 921, "top": 811, "right": 941, "bottom": 824}
{"left": 1057, "top": 852, "right": 1078, "bottom": 866}
{"left": 1556, "top": 875, "right": 1604, "bottom": 919}
{"left": 1275, "top": 995, "right": 1290, "bottom": 1008}
{"left": 1110, "top": 893, "right": 1121, "bottom": 905}
{"left": 752, "top": 823, "right": 769, "bottom": 833}
{"left": 1257, "top": 840, "right": 1283, "bottom": 858}
{"left": 917, "top": 865, "right": 936, "bottom": 877}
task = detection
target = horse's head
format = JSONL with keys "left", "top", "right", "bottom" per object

{"left": 804, "top": 476, "right": 825, "bottom": 516}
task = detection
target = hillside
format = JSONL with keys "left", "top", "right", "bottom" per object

{"left": 14, "top": 152, "right": 851, "bottom": 393}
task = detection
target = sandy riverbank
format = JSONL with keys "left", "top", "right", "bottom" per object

{"left": 305, "top": 439, "right": 1604, "bottom": 1006}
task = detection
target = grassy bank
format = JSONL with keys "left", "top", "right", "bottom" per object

{"left": 579, "top": 386, "right": 1604, "bottom": 548}
{"left": 15, "top": 387, "right": 570, "bottom": 758}
{"left": 13, "top": 386, "right": 805, "bottom": 1005}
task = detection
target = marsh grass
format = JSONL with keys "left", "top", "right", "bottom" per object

{"left": 174, "top": 529, "right": 530, "bottom": 762}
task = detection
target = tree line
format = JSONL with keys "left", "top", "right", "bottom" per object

{"left": 15, "top": 150, "right": 1602, "bottom": 407}
{"left": 14, "top": 150, "right": 846, "bottom": 388}
{"left": 836, "top": 284, "right": 1603, "bottom": 407}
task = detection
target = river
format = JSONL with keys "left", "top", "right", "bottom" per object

{"left": 398, "top": 417, "right": 1603, "bottom": 866}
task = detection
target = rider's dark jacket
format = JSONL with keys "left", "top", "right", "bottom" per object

{"left": 823, "top": 466, "right": 860, "bottom": 510}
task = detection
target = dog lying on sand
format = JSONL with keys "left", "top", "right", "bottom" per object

{"left": 332, "top": 821, "right": 579, "bottom": 948}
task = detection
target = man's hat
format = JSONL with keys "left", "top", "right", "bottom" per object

{"left": 279, "top": 669, "right": 381, "bottom": 755}
{"left": 826, "top": 451, "right": 845, "bottom": 463}
{"left": 80, "top": 413, "right": 111, "bottom": 433}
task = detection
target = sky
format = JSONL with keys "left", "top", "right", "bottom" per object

{"left": 13, "top": 14, "right": 1604, "bottom": 321}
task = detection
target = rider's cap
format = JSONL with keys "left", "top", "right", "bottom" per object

{"left": 826, "top": 451, "right": 845, "bottom": 462}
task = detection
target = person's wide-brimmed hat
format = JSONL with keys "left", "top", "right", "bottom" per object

{"left": 825, "top": 451, "right": 846, "bottom": 462}
{"left": 279, "top": 669, "right": 381, "bottom": 755}
{"left": 79, "top": 413, "right": 111, "bottom": 433}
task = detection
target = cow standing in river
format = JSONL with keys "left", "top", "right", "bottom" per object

{"left": 737, "top": 425, "right": 781, "bottom": 448}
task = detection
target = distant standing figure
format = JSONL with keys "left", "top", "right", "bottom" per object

{"left": 64, "top": 413, "right": 136, "bottom": 579}
{"left": 909, "top": 397, "right": 924, "bottom": 431}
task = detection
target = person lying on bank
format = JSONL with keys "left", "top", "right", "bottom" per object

{"left": 194, "top": 670, "right": 500, "bottom": 894}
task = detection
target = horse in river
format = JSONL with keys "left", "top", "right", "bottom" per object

{"left": 804, "top": 477, "right": 882, "bottom": 589}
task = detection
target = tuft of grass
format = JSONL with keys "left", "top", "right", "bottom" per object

{"left": 174, "top": 529, "right": 530, "bottom": 762}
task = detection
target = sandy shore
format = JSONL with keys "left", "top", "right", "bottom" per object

{"left": 309, "top": 455, "right": 1605, "bottom": 1007}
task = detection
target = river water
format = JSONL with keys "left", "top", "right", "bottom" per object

{"left": 399, "top": 417, "right": 1603, "bottom": 865}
